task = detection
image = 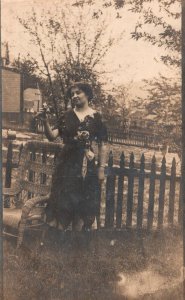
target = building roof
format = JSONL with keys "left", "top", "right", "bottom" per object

{"left": 1, "top": 66, "right": 21, "bottom": 74}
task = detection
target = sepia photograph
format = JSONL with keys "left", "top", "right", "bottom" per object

{"left": 1, "top": 0, "right": 184, "bottom": 299}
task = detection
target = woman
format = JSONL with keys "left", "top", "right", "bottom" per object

{"left": 38, "top": 82, "right": 108, "bottom": 231}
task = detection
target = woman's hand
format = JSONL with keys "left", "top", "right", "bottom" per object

{"left": 35, "top": 103, "right": 50, "bottom": 121}
{"left": 98, "top": 166, "right": 105, "bottom": 181}
{"left": 35, "top": 107, "right": 47, "bottom": 121}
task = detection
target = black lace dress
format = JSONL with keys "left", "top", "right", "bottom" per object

{"left": 45, "top": 108, "right": 108, "bottom": 229}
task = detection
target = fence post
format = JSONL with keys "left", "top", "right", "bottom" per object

{"left": 168, "top": 158, "right": 176, "bottom": 226}
{"left": 4, "top": 141, "right": 13, "bottom": 208}
{"left": 144, "top": 136, "right": 148, "bottom": 148}
{"left": 105, "top": 151, "right": 115, "bottom": 228}
{"left": 158, "top": 156, "right": 166, "bottom": 230}
{"left": 4, "top": 130, "right": 17, "bottom": 189}
{"left": 116, "top": 152, "right": 125, "bottom": 229}
{"left": 126, "top": 152, "right": 135, "bottom": 228}
{"left": 5, "top": 141, "right": 13, "bottom": 189}
{"left": 137, "top": 153, "right": 145, "bottom": 229}
{"left": 96, "top": 179, "right": 102, "bottom": 230}
{"left": 19, "top": 143, "right": 24, "bottom": 162}
{"left": 40, "top": 149, "right": 47, "bottom": 184}
{"left": 178, "top": 179, "right": 183, "bottom": 225}
{"left": 28, "top": 144, "right": 36, "bottom": 199}
{"left": 147, "top": 155, "right": 156, "bottom": 231}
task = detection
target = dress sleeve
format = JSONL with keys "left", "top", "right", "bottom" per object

{"left": 95, "top": 113, "right": 108, "bottom": 143}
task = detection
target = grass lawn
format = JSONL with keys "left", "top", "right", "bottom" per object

{"left": 3, "top": 229, "right": 183, "bottom": 300}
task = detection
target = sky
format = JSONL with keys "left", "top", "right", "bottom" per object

{"left": 1, "top": 0, "right": 181, "bottom": 98}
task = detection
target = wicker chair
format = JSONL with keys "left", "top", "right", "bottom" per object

{"left": 3, "top": 140, "right": 63, "bottom": 248}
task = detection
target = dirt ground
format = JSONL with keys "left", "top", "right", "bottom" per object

{"left": 3, "top": 229, "right": 183, "bottom": 300}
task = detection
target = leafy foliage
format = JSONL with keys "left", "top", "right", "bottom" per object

{"left": 128, "top": 0, "right": 181, "bottom": 67}
{"left": 130, "top": 74, "right": 181, "bottom": 154}
{"left": 17, "top": 3, "right": 122, "bottom": 116}
{"left": 78, "top": 0, "right": 181, "bottom": 67}
{"left": 125, "top": 0, "right": 181, "bottom": 152}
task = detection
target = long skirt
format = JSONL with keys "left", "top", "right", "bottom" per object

{"left": 45, "top": 144, "right": 99, "bottom": 229}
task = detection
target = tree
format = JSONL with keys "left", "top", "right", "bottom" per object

{"left": 128, "top": 1, "right": 181, "bottom": 153}
{"left": 129, "top": 0, "right": 181, "bottom": 67}
{"left": 98, "top": 84, "right": 131, "bottom": 128}
{"left": 17, "top": 2, "right": 122, "bottom": 115}
{"left": 130, "top": 74, "right": 181, "bottom": 154}
{"left": 138, "top": 75, "right": 181, "bottom": 124}
{"left": 80, "top": 0, "right": 181, "bottom": 67}
{"left": 108, "top": 0, "right": 181, "bottom": 153}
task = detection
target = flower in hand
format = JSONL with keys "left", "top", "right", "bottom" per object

{"left": 35, "top": 103, "right": 50, "bottom": 121}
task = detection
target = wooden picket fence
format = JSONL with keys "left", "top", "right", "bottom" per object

{"left": 99, "top": 151, "right": 182, "bottom": 230}
{"left": 3, "top": 140, "right": 182, "bottom": 231}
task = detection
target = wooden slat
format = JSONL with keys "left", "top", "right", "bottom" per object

{"left": 4, "top": 142, "right": 13, "bottom": 208}
{"left": 25, "top": 140, "right": 63, "bottom": 153}
{"left": 28, "top": 147, "right": 36, "bottom": 199}
{"left": 18, "top": 143, "right": 24, "bottom": 162}
{"left": 157, "top": 156, "right": 166, "bottom": 229}
{"left": 147, "top": 155, "right": 156, "bottom": 231}
{"left": 137, "top": 154, "right": 145, "bottom": 229}
{"left": 178, "top": 179, "right": 183, "bottom": 225}
{"left": 22, "top": 181, "right": 50, "bottom": 195}
{"left": 24, "top": 161, "right": 54, "bottom": 175}
{"left": 168, "top": 158, "right": 176, "bottom": 225}
{"left": 95, "top": 180, "right": 102, "bottom": 229}
{"left": 5, "top": 141, "right": 13, "bottom": 189}
{"left": 126, "top": 152, "right": 135, "bottom": 228}
{"left": 105, "top": 151, "right": 116, "bottom": 228}
{"left": 105, "top": 167, "right": 180, "bottom": 182}
{"left": 116, "top": 152, "right": 125, "bottom": 229}
{"left": 40, "top": 150, "right": 47, "bottom": 184}
{"left": 2, "top": 162, "right": 19, "bottom": 168}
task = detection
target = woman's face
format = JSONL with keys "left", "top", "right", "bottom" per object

{"left": 71, "top": 87, "right": 88, "bottom": 108}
